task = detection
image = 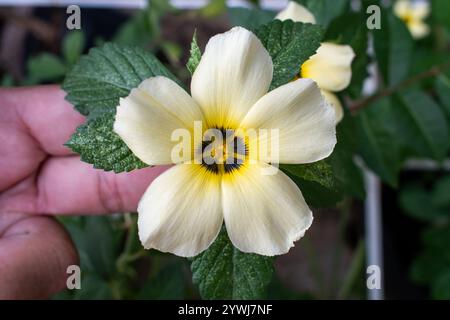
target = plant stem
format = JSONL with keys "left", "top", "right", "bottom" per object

{"left": 349, "top": 58, "right": 450, "bottom": 113}
{"left": 338, "top": 239, "right": 365, "bottom": 300}
{"left": 116, "top": 213, "right": 141, "bottom": 273}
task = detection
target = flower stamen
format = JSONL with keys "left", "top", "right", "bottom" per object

{"left": 200, "top": 128, "right": 248, "bottom": 174}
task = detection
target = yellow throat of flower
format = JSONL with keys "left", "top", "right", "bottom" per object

{"left": 300, "top": 59, "right": 312, "bottom": 79}
{"left": 199, "top": 127, "right": 248, "bottom": 175}
{"left": 400, "top": 12, "right": 414, "bottom": 27}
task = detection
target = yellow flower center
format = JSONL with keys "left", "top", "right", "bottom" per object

{"left": 401, "top": 12, "right": 414, "bottom": 26}
{"left": 199, "top": 127, "right": 248, "bottom": 175}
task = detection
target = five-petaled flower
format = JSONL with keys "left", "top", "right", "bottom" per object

{"left": 114, "top": 27, "right": 336, "bottom": 257}
{"left": 394, "top": 0, "right": 430, "bottom": 39}
{"left": 276, "top": 1, "right": 355, "bottom": 123}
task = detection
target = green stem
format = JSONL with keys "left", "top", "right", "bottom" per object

{"left": 122, "top": 213, "right": 137, "bottom": 253}
{"left": 110, "top": 279, "right": 122, "bottom": 300}
{"left": 338, "top": 239, "right": 365, "bottom": 300}
{"left": 116, "top": 213, "right": 140, "bottom": 273}
{"left": 350, "top": 58, "right": 450, "bottom": 113}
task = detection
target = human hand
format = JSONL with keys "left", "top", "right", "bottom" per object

{"left": 0, "top": 86, "right": 167, "bottom": 299}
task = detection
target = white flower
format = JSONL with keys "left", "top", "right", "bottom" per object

{"left": 276, "top": 1, "right": 355, "bottom": 123}
{"left": 114, "top": 27, "right": 336, "bottom": 257}
{"left": 275, "top": 1, "right": 316, "bottom": 24}
{"left": 394, "top": 0, "right": 430, "bottom": 39}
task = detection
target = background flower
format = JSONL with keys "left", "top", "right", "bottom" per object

{"left": 276, "top": 1, "right": 355, "bottom": 123}
{"left": 394, "top": 0, "right": 430, "bottom": 39}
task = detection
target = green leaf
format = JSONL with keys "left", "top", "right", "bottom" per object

{"left": 191, "top": 228, "right": 273, "bottom": 300}
{"left": 280, "top": 117, "right": 365, "bottom": 205}
{"left": 27, "top": 53, "right": 67, "bottom": 83}
{"left": 63, "top": 42, "right": 180, "bottom": 119}
{"left": 138, "top": 263, "right": 186, "bottom": 299}
{"left": 289, "top": 177, "right": 343, "bottom": 208}
{"left": 399, "top": 185, "right": 448, "bottom": 221}
{"left": 281, "top": 161, "right": 334, "bottom": 189}
{"left": 280, "top": 161, "right": 343, "bottom": 207}
{"left": 295, "top": 0, "right": 350, "bottom": 28}
{"left": 411, "top": 251, "right": 450, "bottom": 285}
{"left": 356, "top": 98, "right": 402, "bottom": 187}
{"left": 113, "top": 0, "right": 172, "bottom": 47}
{"left": 64, "top": 216, "right": 121, "bottom": 278}
{"left": 65, "top": 113, "right": 148, "bottom": 173}
{"left": 436, "top": 75, "right": 450, "bottom": 119}
{"left": 432, "top": 271, "right": 450, "bottom": 300}
{"left": 254, "top": 20, "right": 323, "bottom": 90}
{"left": 227, "top": 7, "right": 276, "bottom": 30}
{"left": 432, "top": 0, "right": 450, "bottom": 30}
{"left": 423, "top": 226, "right": 450, "bottom": 251}
{"left": 55, "top": 274, "right": 113, "bottom": 300}
{"left": 410, "top": 226, "right": 450, "bottom": 286}
{"left": 328, "top": 115, "right": 365, "bottom": 199}
{"left": 432, "top": 176, "right": 450, "bottom": 208}
{"left": 410, "top": 49, "right": 448, "bottom": 85}
{"left": 373, "top": 11, "right": 413, "bottom": 86}
{"left": 393, "top": 90, "right": 449, "bottom": 161}
{"left": 63, "top": 31, "right": 86, "bottom": 65}
{"left": 114, "top": 10, "right": 154, "bottom": 47}
{"left": 186, "top": 31, "right": 201, "bottom": 75}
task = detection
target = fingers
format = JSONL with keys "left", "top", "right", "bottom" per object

{"left": 0, "top": 156, "right": 170, "bottom": 215}
{"left": 38, "top": 157, "right": 169, "bottom": 214}
{"left": 0, "top": 213, "right": 78, "bottom": 299}
{"left": 0, "top": 85, "right": 169, "bottom": 215}
{"left": 0, "top": 85, "right": 86, "bottom": 191}
{"left": 0, "top": 85, "right": 85, "bottom": 157}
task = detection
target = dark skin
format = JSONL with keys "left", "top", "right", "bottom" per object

{"left": 0, "top": 86, "right": 167, "bottom": 299}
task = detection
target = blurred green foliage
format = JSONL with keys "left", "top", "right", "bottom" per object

{"left": 27, "top": 31, "right": 85, "bottom": 84}
{"left": 400, "top": 175, "right": 450, "bottom": 299}
{"left": 54, "top": 214, "right": 193, "bottom": 300}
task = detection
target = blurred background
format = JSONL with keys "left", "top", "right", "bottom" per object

{"left": 0, "top": 0, "right": 449, "bottom": 300}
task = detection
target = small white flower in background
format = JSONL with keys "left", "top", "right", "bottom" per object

{"left": 275, "top": 1, "right": 316, "bottom": 24}
{"left": 394, "top": 0, "right": 430, "bottom": 39}
{"left": 114, "top": 27, "right": 336, "bottom": 257}
{"left": 275, "top": 1, "right": 355, "bottom": 123}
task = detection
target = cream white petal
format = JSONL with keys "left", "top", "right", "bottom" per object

{"left": 191, "top": 27, "right": 273, "bottom": 128}
{"left": 394, "top": 0, "right": 410, "bottom": 18}
{"left": 321, "top": 90, "right": 343, "bottom": 124}
{"left": 301, "top": 42, "right": 355, "bottom": 92}
{"left": 114, "top": 76, "right": 204, "bottom": 165}
{"left": 410, "top": 2, "right": 430, "bottom": 20}
{"left": 137, "top": 76, "right": 205, "bottom": 128}
{"left": 394, "top": 0, "right": 430, "bottom": 21}
{"left": 408, "top": 20, "right": 430, "bottom": 39}
{"left": 275, "top": 1, "right": 316, "bottom": 24}
{"left": 222, "top": 162, "right": 313, "bottom": 256}
{"left": 138, "top": 164, "right": 223, "bottom": 257}
{"left": 241, "top": 78, "right": 336, "bottom": 164}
